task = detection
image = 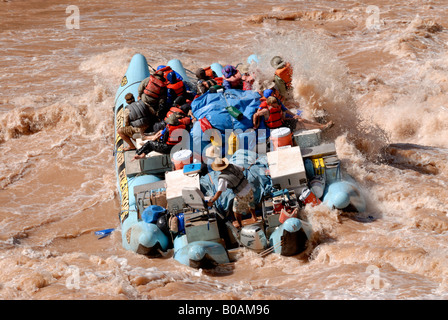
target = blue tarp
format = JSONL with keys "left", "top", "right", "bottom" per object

{"left": 191, "top": 89, "right": 261, "bottom": 131}
{"left": 190, "top": 89, "right": 269, "bottom": 154}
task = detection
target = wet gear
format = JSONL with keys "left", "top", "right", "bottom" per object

{"left": 167, "top": 79, "right": 186, "bottom": 97}
{"left": 219, "top": 164, "right": 249, "bottom": 195}
{"left": 165, "top": 123, "right": 187, "bottom": 146}
{"left": 143, "top": 74, "right": 166, "bottom": 99}
{"left": 128, "top": 100, "right": 152, "bottom": 128}
{"left": 275, "top": 62, "right": 293, "bottom": 87}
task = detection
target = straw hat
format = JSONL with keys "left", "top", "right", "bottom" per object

{"left": 210, "top": 157, "right": 229, "bottom": 171}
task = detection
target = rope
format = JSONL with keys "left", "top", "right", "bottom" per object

{"left": 259, "top": 239, "right": 284, "bottom": 258}
{"left": 157, "top": 248, "right": 174, "bottom": 258}
{"left": 147, "top": 63, "right": 156, "bottom": 72}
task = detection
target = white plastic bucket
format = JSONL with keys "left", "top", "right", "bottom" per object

{"left": 310, "top": 177, "right": 325, "bottom": 198}
{"left": 172, "top": 149, "right": 193, "bottom": 170}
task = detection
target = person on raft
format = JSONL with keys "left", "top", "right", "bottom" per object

{"left": 117, "top": 93, "right": 154, "bottom": 151}
{"left": 221, "top": 65, "right": 243, "bottom": 90}
{"left": 164, "top": 96, "right": 195, "bottom": 129}
{"left": 165, "top": 71, "right": 194, "bottom": 108}
{"left": 195, "top": 67, "right": 224, "bottom": 96}
{"left": 270, "top": 56, "right": 293, "bottom": 99}
{"left": 133, "top": 114, "right": 186, "bottom": 160}
{"left": 253, "top": 96, "right": 334, "bottom": 132}
{"left": 207, "top": 157, "right": 258, "bottom": 229}
{"left": 237, "top": 64, "right": 255, "bottom": 91}
{"left": 137, "top": 68, "right": 168, "bottom": 120}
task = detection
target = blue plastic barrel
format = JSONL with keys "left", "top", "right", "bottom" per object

{"left": 142, "top": 205, "right": 166, "bottom": 224}
{"left": 177, "top": 212, "right": 185, "bottom": 234}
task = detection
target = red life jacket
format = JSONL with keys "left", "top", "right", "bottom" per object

{"left": 166, "top": 123, "right": 187, "bottom": 145}
{"left": 243, "top": 80, "right": 253, "bottom": 91}
{"left": 167, "top": 80, "right": 185, "bottom": 96}
{"left": 143, "top": 74, "right": 166, "bottom": 99}
{"left": 261, "top": 104, "right": 283, "bottom": 129}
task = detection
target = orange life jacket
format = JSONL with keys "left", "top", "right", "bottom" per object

{"left": 275, "top": 63, "right": 293, "bottom": 87}
{"left": 166, "top": 123, "right": 187, "bottom": 145}
{"left": 157, "top": 66, "right": 173, "bottom": 84}
{"left": 214, "top": 77, "right": 223, "bottom": 86}
{"left": 143, "top": 74, "right": 166, "bottom": 99}
{"left": 167, "top": 80, "right": 185, "bottom": 96}
{"left": 265, "top": 105, "right": 284, "bottom": 129}
{"left": 203, "top": 66, "right": 215, "bottom": 79}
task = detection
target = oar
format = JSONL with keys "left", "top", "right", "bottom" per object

{"left": 95, "top": 228, "right": 115, "bottom": 240}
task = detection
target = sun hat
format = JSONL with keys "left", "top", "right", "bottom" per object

{"left": 262, "top": 80, "right": 275, "bottom": 90}
{"left": 210, "top": 157, "right": 229, "bottom": 171}
{"left": 222, "top": 65, "right": 236, "bottom": 78}
{"left": 270, "top": 56, "right": 286, "bottom": 69}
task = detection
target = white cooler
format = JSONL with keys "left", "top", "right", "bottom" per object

{"left": 267, "top": 146, "right": 307, "bottom": 190}
{"left": 165, "top": 169, "right": 200, "bottom": 212}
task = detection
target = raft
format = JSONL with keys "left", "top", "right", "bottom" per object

{"left": 113, "top": 53, "right": 366, "bottom": 268}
